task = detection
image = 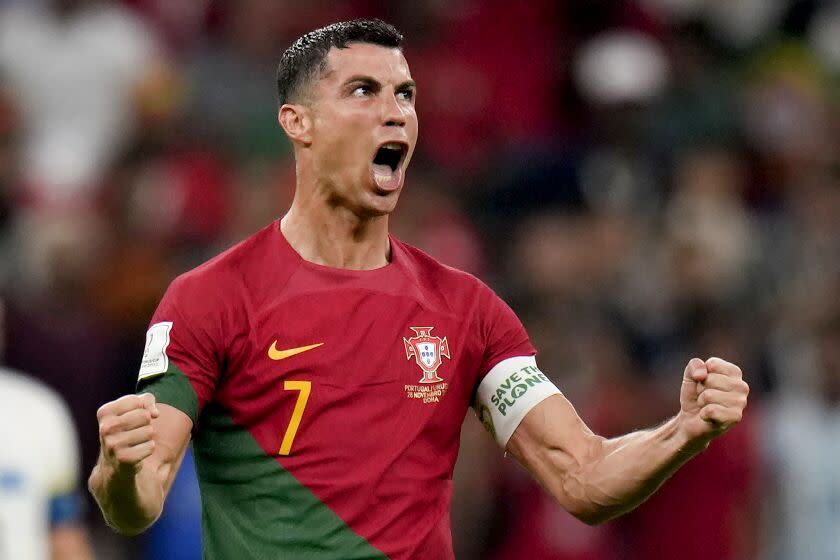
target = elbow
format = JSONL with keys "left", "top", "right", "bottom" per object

{"left": 545, "top": 476, "right": 617, "bottom": 526}
{"left": 554, "top": 482, "right": 627, "bottom": 526}
{"left": 545, "top": 441, "right": 620, "bottom": 526}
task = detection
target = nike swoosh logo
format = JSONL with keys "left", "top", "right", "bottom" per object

{"left": 268, "top": 341, "right": 324, "bottom": 361}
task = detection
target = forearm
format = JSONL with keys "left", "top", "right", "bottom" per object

{"left": 517, "top": 413, "right": 707, "bottom": 525}
{"left": 88, "top": 452, "right": 165, "bottom": 535}
{"left": 508, "top": 357, "right": 748, "bottom": 525}
{"left": 574, "top": 414, "right": 708, "bottom": 523}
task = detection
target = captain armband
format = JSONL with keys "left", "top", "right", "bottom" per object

{"left": 474, "top": 356, "right": 561, "bottom": 448}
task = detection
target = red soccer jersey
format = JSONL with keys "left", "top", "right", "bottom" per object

{"left": 137, "top": 221, "right": 534, "bottom": 559}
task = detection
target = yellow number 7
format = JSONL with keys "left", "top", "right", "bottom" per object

{"left": 279, "top": 381, "right": 311, "bottom": 456}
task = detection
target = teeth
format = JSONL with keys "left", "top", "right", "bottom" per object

{"left": 382, "top": 143, "right": 403, "bottom": 151}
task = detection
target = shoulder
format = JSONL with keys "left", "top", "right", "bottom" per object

{"left": 392, "top": 237, "right": 491, "bottom": 298}
{"left": 392, "top": 237, "right": 506, "bottom": 323}
{"left": 169, "top": 222, "right": 284, "bottom": 298}
{"left": 156, "top": 223, "right": 297, "bottom": 334}
{"left": 393, "top": 237, "right": 509, "bottom": 327}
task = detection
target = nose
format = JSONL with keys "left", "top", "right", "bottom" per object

{"left": 382, "top": 89, "right": 406, "bottom": 128}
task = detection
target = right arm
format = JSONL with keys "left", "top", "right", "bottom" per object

{"left": 88, "top": 394, "right": 192, "bottom": 535}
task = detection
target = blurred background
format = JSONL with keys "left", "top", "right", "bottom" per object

{"left": 0, "top": 0, "right": 839, "bottom": 558}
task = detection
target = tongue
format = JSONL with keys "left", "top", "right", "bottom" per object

{"left": 372, "top": 163, "right": 400, "bottom": 191}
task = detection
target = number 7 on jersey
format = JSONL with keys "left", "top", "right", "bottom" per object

{"left": 279, "top": 381, "right": 311, "bottom": 455}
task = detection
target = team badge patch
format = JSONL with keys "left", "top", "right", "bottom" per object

{"left": 403, "top": 326, "right": 450, "bottom": 383}
{"left": 403, "top": 326, "right": 451, "bottom": 404}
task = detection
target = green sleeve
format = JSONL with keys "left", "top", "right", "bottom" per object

{"left": 137, "top": 362, "right": 199, "bottom": 426}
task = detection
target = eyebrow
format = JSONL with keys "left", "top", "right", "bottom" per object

{"left": 342, "top": 75, "right": 416, "bottom": 90}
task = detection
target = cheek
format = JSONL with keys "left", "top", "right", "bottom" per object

{"left": 406, "top": 112, "right": 420, "bottom": 158}
{"left": 316, "top": 111, "right": 367, "bottom": 149}
{"left": 407, "top": 109, "right": 419, "bottom": 139}
{"left": 314, "top": 132, "right": 371, "bottom": 179}
{"left": 313, "top": 123, "right": 351, "bottom": 164}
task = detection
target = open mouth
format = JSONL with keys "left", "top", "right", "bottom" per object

{"left": 373, "top": 142, "right": 406, "bottom": 172}
{"left": 371, "top": 142, "right": 408, "bottom": 191}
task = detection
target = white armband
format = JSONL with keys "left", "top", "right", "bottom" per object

{"left": 474, "top": 356, "right": 561, "bottom": 447}
{"left": 138, "top": 321, "right": 173, "bottom": 381}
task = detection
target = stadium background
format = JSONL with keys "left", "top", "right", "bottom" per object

{"left": 1, "top": 0, "right": 839, "bottom": 558}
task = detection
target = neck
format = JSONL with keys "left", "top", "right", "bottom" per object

{"left": 281, "top": 183, "right": 391, "bottom": 270}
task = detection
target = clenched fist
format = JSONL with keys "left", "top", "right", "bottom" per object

{"left": 679, "top": 357, "right": 749, "bottom": 444}
{"left": 97, "top": 393, "right": 160, "bottom": 474}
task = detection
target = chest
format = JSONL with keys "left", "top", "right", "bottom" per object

{"left": 210, "top": 288, "right": 481, "bottom": 463}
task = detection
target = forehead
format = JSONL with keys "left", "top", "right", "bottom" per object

{"left": 321, "top": 43, "right": 412, "bottom": 85}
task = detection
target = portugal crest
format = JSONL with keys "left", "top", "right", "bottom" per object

{"left": 403, "top": 326, "right": 450, "bottom": 384}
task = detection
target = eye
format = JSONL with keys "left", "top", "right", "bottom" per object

{"left": 397, "top": 89, "right": 415, "bottom": 101}
{"left": 352, "top": 85, "right": 371, "bottom": 97}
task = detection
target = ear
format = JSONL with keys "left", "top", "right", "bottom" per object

{"left": 278, "top": 104, "right": 313, "bottom": 146}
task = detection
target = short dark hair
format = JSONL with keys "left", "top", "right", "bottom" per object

{"left": 276, "top": 19, "right": 404, "bottom": 107}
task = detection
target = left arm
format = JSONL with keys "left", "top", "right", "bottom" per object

{"left": 504, "top": 357, "right": 749, "bottom": 525}
{"left": 50, "top": 525, "right": 93, "bottom": 560}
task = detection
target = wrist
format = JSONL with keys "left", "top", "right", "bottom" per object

{"left": 674, "top": 411, "right": 713, "bottom": 454}
{"left": 94, "top": 464, "right": 159, "bottom": 535}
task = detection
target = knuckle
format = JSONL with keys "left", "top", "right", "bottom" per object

{"left": 116, "top": 394, "right": 137, "bottom": 406}
{"left": 104, "top": 439, "right": 119, "bottom": 455}
{"left": 708, "top": 374, "right": 725, "bottom": 389}
{"left": 115, "top": 449, "right": 135, "bottom": 464}
{"left": 99, "top": 420, "right": 114, "bottom": 437}
{"left": 140, "top": 441, "right": 155, "bottom": 458}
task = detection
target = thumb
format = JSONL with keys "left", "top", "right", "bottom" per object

{"left": 684, "top": 358, "right": 708, "bottom": 383}
{"left": 138, "top": 393, "right": 159, "bottom": 418}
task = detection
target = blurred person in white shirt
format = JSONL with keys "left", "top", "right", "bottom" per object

{"left": 1, "top": 280, "right": 93, "bottom": 559}
{"left": 0, "top": 362, "right": 94, "bottom": 559}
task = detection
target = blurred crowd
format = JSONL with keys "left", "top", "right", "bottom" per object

{"left": 1, "top": 0, "right": 839, "bottom": 558}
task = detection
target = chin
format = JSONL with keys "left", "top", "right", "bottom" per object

{"left": 360, "top": 188, "right": 401, "bottom": 218}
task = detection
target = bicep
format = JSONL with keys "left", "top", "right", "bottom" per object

{"left": 471, "top": 355, "right": 603, "bottom": 509}
{"left": 505, "top": 394, "right": 603, "bottom": 497}
{"left": 145, "top": 404, "right": 192, "bottom": 495}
